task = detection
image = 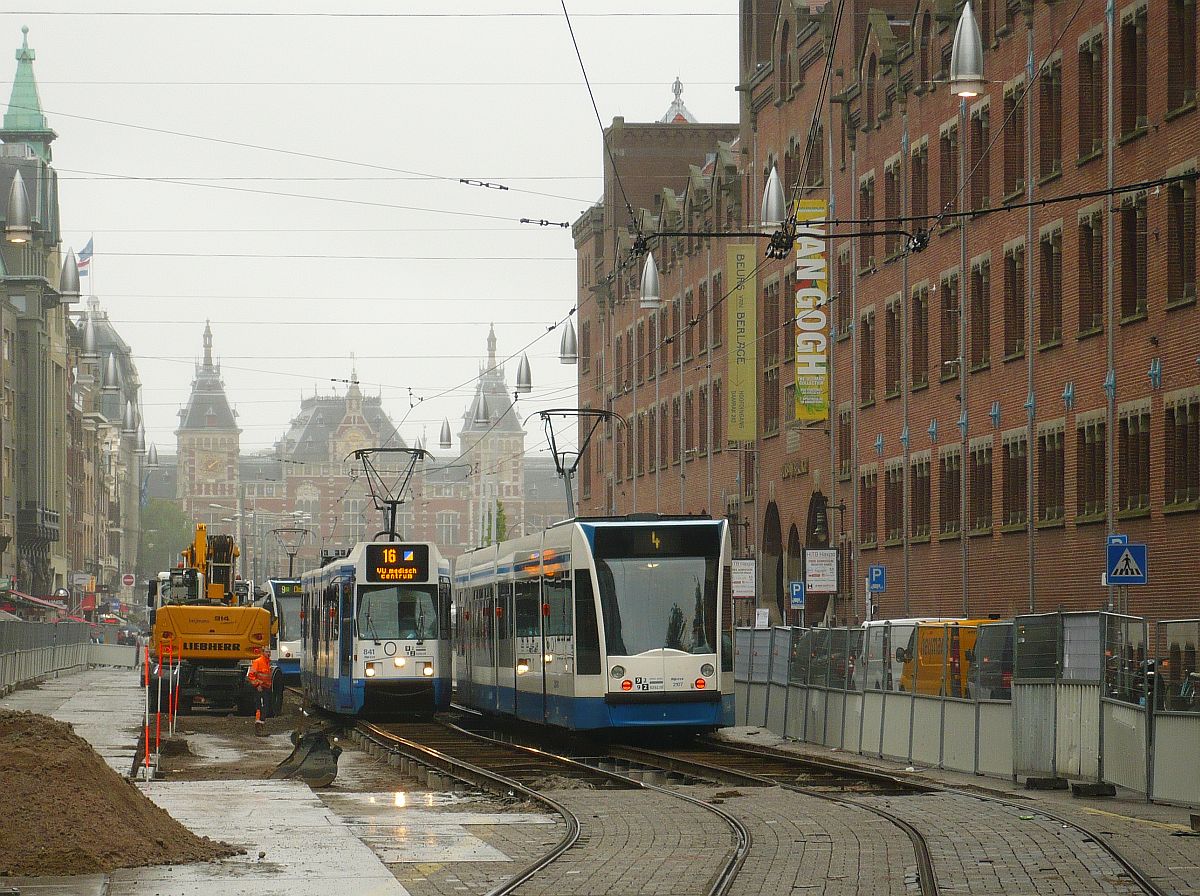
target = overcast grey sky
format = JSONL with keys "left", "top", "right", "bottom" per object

{"left": 12, "top": 1, "right": 738, "bottom": 460}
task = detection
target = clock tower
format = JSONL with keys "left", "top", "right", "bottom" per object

{"left": 176, "top": 322, "right": 241, "bottom": 525}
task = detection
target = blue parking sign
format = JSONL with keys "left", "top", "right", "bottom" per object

{"left": 789, "top": 581, "right": 806, "bottom": 610}
{"left": 868, "top": 564, "right": 887, "bottom": 593}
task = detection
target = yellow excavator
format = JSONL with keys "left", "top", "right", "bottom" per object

{"left": 148, "top": 523, "right": 281, "bottom": 716}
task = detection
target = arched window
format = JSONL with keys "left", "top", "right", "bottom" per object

{"left": 779, "top": 20, "right": 791, "bottom": 97}
{"left": 920, "top": 13, "right": 933, "bottom": 87}
{"left": 865, "top": 54, "right": 878, "bottom": 124}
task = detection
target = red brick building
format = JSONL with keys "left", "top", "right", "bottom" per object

{"left": 574, "top": 2, "right": 1199, "bottom": 627}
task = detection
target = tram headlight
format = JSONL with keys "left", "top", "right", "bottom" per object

{"left": 393, "top": 657, "right": 406, "bottom": 668}
{"left": 421, "top": 662, "right": 434, "bottom": 677}
{"left": 365, "top": 663, "right": 377, "bottom": 678}
{"left": 700, "top": 663, "right": 715, "bottom": 677}
{"left": 281, "top": 647, "right": 292, "bottom": 658}
{"left": 516, "top": 659, "right": 530, "bottom": 675}
{"left": 543, "top": 653, "right": 554, "bottom": 664}
{"left": 610, "top": 665, "right": 625, "bottom": 679}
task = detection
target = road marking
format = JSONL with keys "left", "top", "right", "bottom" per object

{"left": 1079, "top": 807, "right": 1192, "bottom": 832}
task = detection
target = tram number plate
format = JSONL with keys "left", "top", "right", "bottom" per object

{"left": 633, "top": 676, "right": 664, "bottom": 691}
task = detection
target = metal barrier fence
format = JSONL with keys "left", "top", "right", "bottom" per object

{"left": 733, "top": 614, "right": 1200, "bottom": 807}
{"left": 0, "top": 621, "right": 91, "bottom": 696}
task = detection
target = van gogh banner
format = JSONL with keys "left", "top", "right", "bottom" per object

{"left": 793, "top": 199, "right": 829, "bottom": 423}
{"left": 726, "top": 244, "right": 757, "bottom": 442}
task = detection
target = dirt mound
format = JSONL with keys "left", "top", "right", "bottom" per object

{"left": 0, "top": 709, "right": 239, "bottom": 877}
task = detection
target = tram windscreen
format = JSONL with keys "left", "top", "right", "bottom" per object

{"left": 592, "top": 525, "right": 720, "bottom": 657}
{"left": 357, "top": 585, "right": 440, "bottom": 641}
{"left": 277, "top": 595, "right": 302, "bottom": 643}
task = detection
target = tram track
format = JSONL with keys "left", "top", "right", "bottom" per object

{"left": 351, "top": 715, "right": 751, "bottom": 896}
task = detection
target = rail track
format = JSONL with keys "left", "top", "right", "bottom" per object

{"left": 351, "top": 716, "right": 751, "bottom": 896}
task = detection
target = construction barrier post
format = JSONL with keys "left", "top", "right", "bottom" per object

{"left": 143, "top": 643, "right": 151, "bottom": 782}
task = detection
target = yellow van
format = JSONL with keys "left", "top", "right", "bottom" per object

{"left": 897, "top": 619, "right": 996, "bottom": 697}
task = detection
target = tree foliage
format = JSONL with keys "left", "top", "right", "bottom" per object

{"left": 137, "top": 499, "right": 195, "bottom": 581}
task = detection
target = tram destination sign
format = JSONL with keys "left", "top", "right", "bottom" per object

{"left": 365, "top": 544, "right": 428, "bottom": 583}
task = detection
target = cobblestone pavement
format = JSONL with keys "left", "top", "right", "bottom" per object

{"left": 858, "top": 791, "right": 1151, "bottom": 895}
{"left": 685, "top": 784, "right": 920, "bottom": 896}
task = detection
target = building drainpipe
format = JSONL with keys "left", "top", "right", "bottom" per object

{"left": 707, "top": 244, "right": 714, "bottom": 516}
{"left": 1025, "top": 16, "right": 1037, "bottom": 613}
{"left": 1104, "top": 0, "right": 1117, "bottom": 614}
{"left": 959, "top": 96, "right": 970, "bottom": 619}
{"left": 901, "top": 113, "right": 912, "bottom": 618}
{"left": 850, "top": 143, "right": 860, "bottom": 626}
{"left": 680, "top": 266, "right": 686, "bottom": 515}
{"left": 827, "top": 97, "right": 838, "bottom": 624}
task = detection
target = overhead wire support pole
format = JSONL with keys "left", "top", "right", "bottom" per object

{"left": 349, "top": 446, "right": 432, "bottom": 541}
{"left": 537, "top": 408, "right": 624, "bottom": 520}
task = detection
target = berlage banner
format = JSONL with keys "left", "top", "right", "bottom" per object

{"left": 793, "top": 199, "right": 830, "bottom": 423}
{"left": 726, "top": 244, "right": 757, "bottom": 442}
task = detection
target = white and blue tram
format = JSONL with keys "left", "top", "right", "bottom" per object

{"left": 301, "top": 541, "right": 452, "bottom": 716}
{"left": 453, "top": 516, "right": 734, "bottom": 733}
{"left": 263, "top": 577, "right": 303, "bottom": 680}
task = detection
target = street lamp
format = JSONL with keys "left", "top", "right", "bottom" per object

{"left": 949, "top": 1, "right": 985, "bottom": 98}
{"left": 4, "top": 170, "right": 31, "bottom": 244}
{"left": 559, "top": 319, "right": 578, "bottom": 365}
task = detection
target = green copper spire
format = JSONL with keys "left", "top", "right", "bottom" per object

{"left": 1, "top": 26, "right": 56, "bottom": 161}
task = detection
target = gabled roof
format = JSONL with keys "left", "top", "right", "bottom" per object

{"left": 176, "top": 321, "right": 240, "bottom": 434}
{"left": 460, "top": 325, "right": 525, "bottom": 437}
{"left": 659, "top": 77, "right": 699, "bottom": 123}
{"left": 1, "top": 27, "right": 56, "bottom": 160}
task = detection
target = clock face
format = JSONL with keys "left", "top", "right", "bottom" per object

{"left": 198, "top": 452, "right": 221, "bottom": 476}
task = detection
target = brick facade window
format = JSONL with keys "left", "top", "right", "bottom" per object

{"left": 1168, "top": 0, "right": 1198, "bottom": 111}
{"left": 838, "top": 408, "right": 852, "bottom": 480}
{"left": 885, "top": 464, "right": 904, "bottom": 542}
{"left": 697, "top": 282, "right": 708, "bottom": 352}
{"left": 671, "top": 301, "right": 680, "bottom": 368}
{"left": 1003, "top": 87, "right": 1025, "bottom": 196}
{"left": 884, "top": 302, "right": 901, "bottom": 397}
{"left": 697, "top": 387, "right": 708, "bottom": 454}
{"left": 1120, "top": 196, "right": 1148, "bottom": 318}
{"left": 636, "top": 412, "right": 646, "bottom": 477}
{"left": 783, "top": 272, "right": 795, "bottom": 362}
{"left": 661, "top": 402, "right": 671, "bottom": 467}
{"left": 658, "top": 308, "right": 669, "bottom": 375}
{"left": 1078, "top": 213, "right": 1104, "bottom": 333}
{"left": 580, "top": 437, "right": 592, "bottom": 499}
{"left": 884, "top": 164, "right": 901, "bottom": 258}
{"left": 859, "top": 176, "right": 876, "bottom": 270}
{"left": 637, "top": 320, "right": 646, "bottom": 385}
{"left": 1078, "top": 37, "right": 1103, "bottom": 159}
{"left": 1039, "top": 59, "right": 1062, "bottom": 178}
{"left": 860, "top": 310, "right": 876, "bottom": 405}
{"left": 1037, "top": 428, "right": 1065, "bottom": 522}
{"left": 1076, "top": 418, "right": 1107, "bottom": 517}
{"left": 940, "top": 450, "right": 962, "bottom": 535}
{"left": 940, "top": 124, "right": 959, "bottom": 218}
{"left": 860, "top": 469, "right": 878, "bottom": 547}
{"left": 711, "top": 272, "right": 723, "bottom": 347}
{"left": 911, "top": 286, "right": 929, "bottom": 388}
{"left": 580, "top": 320, "right": 591, "bottom": 374}
{"left": 763, "top": 280, "right": 780, "bottom": 367}
{"left": 1002, "top": 436, "right": 1028, "bottom": 527}
{"left": 1167, "top": 176, "right": 1197, "bottom": 306}
{"left": 836, "top": 249, "right": 853, "bottom": 333}
{"left": 940, "top": 272, "right": 961, "bottom": 379}
{"left": 614, "top": 425, "right": 623, "bottom": 481}
{"left": 614, "top": 333, "right": 624, "bottom": 391}
{"left": 911, "top": 143, "right": 928, "bottom": 220}
{"left": 626, "top": 413, "right": 634, "bottom": 479}
{"left": 647, "top": 407, "right": 657, "bottom": 471}
{"left": 712, "top": 380, "right": 723, "bottom": 450}
{"left": 970, "top": 442, "right": 994, "bottom": 532}
{"left": 1165, "top": 396, "right": 1200, "bottom": 505}
{"left": 1039, "top": 228, "right": 1063, "bottom": 346}
{"left": 970, "top": 258, "right": 990, "bottom": 369}
{"left": 1003, "top": 243, "right": 1026, "bottom": 357}
{"left": 807, "top": 124, "right": 825, "bottom": 188}
{"left": 684, "top": 289, "right": 694, "bottom": 360}
{"left": 1118, "top": 409, "right": 1151, "bottom": 512}
{"left": 763, "top": 367, "right": 780, "bottom": 436}
{"left": 970, "top": 105, "right": 990, "bottom": 211}
{"left": 685, "top": 391, "right": 695, "bottom": 457}
{"left": 911, "top": 457, "right": 931, "bottom": 538}
{"left": 1120, "top": 6, "right": 1148, "bottom": 137}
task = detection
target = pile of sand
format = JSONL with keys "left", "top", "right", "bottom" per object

{"left": 0, "top": 709, "right": 238, "bottom": 877}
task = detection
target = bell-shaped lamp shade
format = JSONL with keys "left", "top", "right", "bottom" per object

{"left": 136, "top": 423, "right": 147, "bottom": 455}
{"left": 414, "top": 435, "right": 425, "bottom": 453}
{"left": 5, "top": 170, "right": 31, "bottom": 244}
{"left": 83, "top": 312, "right": 97, "bottom": 357}
{"left": 516, "top": 352, "right": 532, "bottom": 394}
{"left": 439, "top": 417, "right": 452, "bottom": 450}
{"left": 949, "top": 1, "right": 985, "bottom": 98}
{"left": 475, "top": 394, "right": 491, "bottom": 425}
{"left": 147, "top": 442, "right": 160, "bottom": 467}
{"left": 60, "top": 250, "right": 81, "bottom": 304}
{"left": 559, "top": 318, "right": 578, "bottom": 365}
{"left": 639, "top": 251, "right": 661, "bottom": 310}
{"left": 760, "top": 164, "right": 787, "bottom": 227}
{"left": 123, "top": 400, "right": 136, "bottom": 434}
{"left": 104, "top": 352, "right": 118, "bottom": 392}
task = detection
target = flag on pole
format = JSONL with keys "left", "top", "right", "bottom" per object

{"left": 77, "top": 238, "right": 93, "bottom": 277}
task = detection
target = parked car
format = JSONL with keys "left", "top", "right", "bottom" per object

{"left": 968, "top": 622, "right": 1014, "bottom": 700}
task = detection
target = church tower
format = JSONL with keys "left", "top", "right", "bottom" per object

{"left": 175, "top": 322, "right": 241, "bottom": 525}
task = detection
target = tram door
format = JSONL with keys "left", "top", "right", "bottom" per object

{"left": 497, "top": 583, "right": 516, "bottom": 715}
{"left": 337, "top": 582, "right": 355, "bottom": 711}
{"left": 515, "top": 579, "right": 545, "bottom": 722}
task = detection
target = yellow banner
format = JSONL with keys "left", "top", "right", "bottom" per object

{"left": 726, "top": 244, "right": 757, "bottom": 442}
{"left": 793, "top": 200, "right": 829, "bottom": 423}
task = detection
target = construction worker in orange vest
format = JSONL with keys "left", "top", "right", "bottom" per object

{"left": 247, "top": 646, "right": 273, "bottom": 736}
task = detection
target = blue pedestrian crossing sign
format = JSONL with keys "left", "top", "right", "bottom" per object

{"left": 789, "top": 581, "right": 806, "bottom": 610}
{"left": 868, "top": 564, "right": 887, "bottom": 593}
{"left": 1107, "top": 542, "right": 1148, "bottom": 585}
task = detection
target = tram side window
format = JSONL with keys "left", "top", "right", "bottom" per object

{"left": 515, "top": 581, "right": 540, "bottom": 637}
{"left": 544, "top": 574, "right": 572, "bottom": 637}
{"left": 481, "top": 588, "right": 495, "bottom": 665}
{"left": 439, "top": 577, "right": 452, "bottom": 637}
{"left": 455, "top": 603, "right": 466, "bottom": 656}
{"left": 574, "top": 571, "right": 601, "bottom": 674}
{"left": 496, "top": 583, "right": 514, "bottom": 666}
{"left": 324, "top": 583, "right": 338, "bottom": 646}
{"left": 721, "top": 568, "right": 733, "bottom": 672}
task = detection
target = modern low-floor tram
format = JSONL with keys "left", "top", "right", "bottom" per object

{"left": 454, "top": 515, "right": 735, "bottom": 734}
{"left": 300, "top": 541, "right": 452, "bottom": 716}
{"left": 263, "top": 577, "right": 303, "bottom": 680}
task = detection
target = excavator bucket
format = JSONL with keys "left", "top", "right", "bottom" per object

{"left": 270, "top": 730, "right": 342, "bottom": 787}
